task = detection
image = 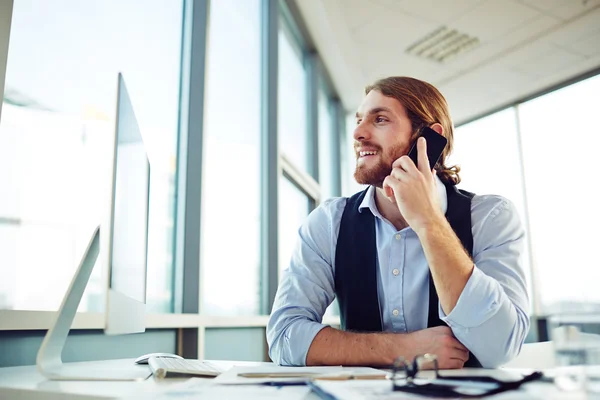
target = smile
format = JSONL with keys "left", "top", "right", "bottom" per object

{"left": 359, "top": 151, "right": 378, "bottom": 157}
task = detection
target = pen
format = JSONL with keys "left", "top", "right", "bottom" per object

{"left": 314, "top": 373, "right": 388, "bottom": 381}
{"left": 238, "top": 372, "right": 319, "bottom": 378}
{"left": 262, "top": 381, "right": 308, "bottom": 387}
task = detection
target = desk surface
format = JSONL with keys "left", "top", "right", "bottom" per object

{"left": 0, "top": 359, "right": 266, "bottom": 400}
{"left": 0, "top": 359, "right": 588, "bottom": 399}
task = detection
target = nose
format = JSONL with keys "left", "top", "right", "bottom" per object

{"left": 353, "top": 120, "right": 370, "bottom": 142}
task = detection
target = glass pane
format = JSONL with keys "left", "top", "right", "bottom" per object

{"left": 318, "top": 89, "right": 333, "bottom": 200}
{"left": 342, "top": 113, "right": 366, "bottom": 197}
{"left": 0, "top": 0, "right": 183, "bottom": 312}
{"left": 278, "top": 176, "right": 311, "bottom": 279}
{"left": 278, "top": 24, "right": 308, "bottom": 172}
{"left": 201, "top": 0, "right": 261, "bottom": 315}
{"left": 451, "top": 109, "right": 532, "bottom": 307}
{"left": 518, "top": 74, "right": 600, "bottom": 314}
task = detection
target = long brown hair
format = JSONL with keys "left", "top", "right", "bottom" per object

{"left": 365, "top": 76, "right": 461, "bottom": 185}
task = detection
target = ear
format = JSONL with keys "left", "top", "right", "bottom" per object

{"left": 429, "top": 123, "right": 444, "bottom": 136}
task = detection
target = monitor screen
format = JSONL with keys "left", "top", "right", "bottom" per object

{"left": 108, "top": 73, "right": 149, "bottom": 306}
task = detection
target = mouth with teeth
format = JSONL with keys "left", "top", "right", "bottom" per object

{"left": 357, "top": 150, "right": 379, "bottom": 162}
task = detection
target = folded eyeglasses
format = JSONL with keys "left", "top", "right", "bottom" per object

{"left": 390, "top": 354, "right": 543, "bottom": 398}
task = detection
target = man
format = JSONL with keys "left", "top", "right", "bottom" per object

{"left": 267, "top": 76, "right": 529, "bottom": 369}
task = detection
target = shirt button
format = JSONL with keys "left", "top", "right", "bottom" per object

{"left": 392, "top": 268, "right": 399, "bottom": 276}
{"left": 395, "top": 234, "right": 401, "bottom": 240}
{"left": 392, "top": 309, "right": 399, "bottom": 316}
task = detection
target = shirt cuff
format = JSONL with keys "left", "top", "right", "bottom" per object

{"left": 439, "top": 265, "right": 503, "bottom": 329}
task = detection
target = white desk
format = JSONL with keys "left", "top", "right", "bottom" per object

{"left": 0, "top": 359, "right": 267, "bottom": 400}
{"left": 0, "top": 359, "right": 588, "bottom": 399}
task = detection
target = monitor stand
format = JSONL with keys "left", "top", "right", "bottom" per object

{"left": 36, "top": 226, "right": 151, "bottom": 381}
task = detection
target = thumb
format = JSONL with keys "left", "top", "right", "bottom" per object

{"left": 417, "top": 137, "right": 430, "bottom": 174}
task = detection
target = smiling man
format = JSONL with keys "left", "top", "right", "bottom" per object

{"left": 267, "top": 76, "right": 530, "bottom": 369}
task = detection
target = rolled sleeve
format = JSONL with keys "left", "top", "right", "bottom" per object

{"left": 440, "top": 266, "right": 503, "bottom": 328}
{"left": 439, "top": 196, "right": 530, "bottom": 368}
{"left": 267, "top": 198, "right": 345, "bottom": 366}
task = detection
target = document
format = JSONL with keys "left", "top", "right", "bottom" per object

{"left": 309, "top": 380, "right": 421, "bottom": 400}
{"left": 213, "top": 365, "right": 388, "bottom": 385}
{"left": 118, "top": 377, "right": 311, "bottom": 400}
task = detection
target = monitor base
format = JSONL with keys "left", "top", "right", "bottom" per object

{"left": 40, "top": 362, "right": 151, "bottom": 381}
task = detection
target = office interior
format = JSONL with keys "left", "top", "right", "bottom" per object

{"left": 1, "top": 0, "right": 600, "bottom": 368}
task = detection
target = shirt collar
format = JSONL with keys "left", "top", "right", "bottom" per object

{"left": 358, "top": 175, "right": 448, "bottom": 217}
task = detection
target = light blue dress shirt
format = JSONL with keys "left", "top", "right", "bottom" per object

{"left": 267, "top": 178, "right": 530, "bottom": 368}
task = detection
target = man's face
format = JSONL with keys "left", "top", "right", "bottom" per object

{"left": 353, "top": 90, "right": 414, "bottom": 187}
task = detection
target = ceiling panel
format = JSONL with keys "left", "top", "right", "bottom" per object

{"left": 519, "top": 0, "right": 575, "bottom": 14}
{"left": 440, "top": 14, "right": 559, "bottom": 78}
{"left": 513, "top": 46, "right": 585, "bottom": 78}
{"left": 567, "top": 29, "right": 600, "bottom": 56}
{"left": 453, "top": 0, "right": 541, "bottom": 41}
{"left": 341, "top": 0, "right": 388, "bottom": 32}
{"left": 373, "top": 0, "right": 484, "bottom": 24}
{"left": 545, "top": 7, "right": 600, "bottom": 47}
{"left": 542, "top": 0, "right": 600, "bottom": 20}
{"left": 352, "top": 7, "right": 435, "bottom": 52}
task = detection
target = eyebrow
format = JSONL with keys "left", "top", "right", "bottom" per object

{"left": 355, "top": 107, "right": 393, "bottom": 118}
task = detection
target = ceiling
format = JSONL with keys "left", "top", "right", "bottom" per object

{"left": 294, "top": 0, "right": 600, "bottom": 124}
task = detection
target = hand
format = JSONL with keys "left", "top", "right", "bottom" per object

{"left": 400, "top": 326, "right": 469, "bottom": 369}
{"left": 382, "top": 137, "right": 444, "bottom": 234}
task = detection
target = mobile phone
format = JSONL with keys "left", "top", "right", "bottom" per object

{"left": 407, "top": 126, "right": 448, "bottom": 170}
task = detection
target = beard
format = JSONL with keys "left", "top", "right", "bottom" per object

{"left": 354, "top": 142, "right": 406, "bottom": 187}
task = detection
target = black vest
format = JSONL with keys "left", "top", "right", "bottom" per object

{"left": 334, "top": 181, "right": 482, "bottom": 368}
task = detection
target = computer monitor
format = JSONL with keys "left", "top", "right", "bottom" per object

{"left": 104, "top": 72, "right": 149, "bottom": 336}
{"left": 0, "top": 0, "right": 14, "bottom": 124}
{"left": 36, "top": 73, "right": 152, "bottom": 381}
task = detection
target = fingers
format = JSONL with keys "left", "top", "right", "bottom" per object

{"left": 382, "top": 176, "right": 400, "bottom": 202}
{"left": 417, "top": 137, "right": 430, "bottom": 174}
{"left": 392, "top": 156, "right": 419, "bottom": 176}
{"left": 442, "top": 358, "right": 466, "bottom": 369}
{"left": 449, "top": 347, "right": 470, "bottom": 363}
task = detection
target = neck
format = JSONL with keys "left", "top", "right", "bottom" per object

{"left": 374, "top": 187, "right": 408, "bottom": 231}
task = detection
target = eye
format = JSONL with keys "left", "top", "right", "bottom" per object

{"left": 356, "top": 119, "right": 362, "bottom": 125}
{"left": 375, "top": 116, "right": 387, "bottom": 123}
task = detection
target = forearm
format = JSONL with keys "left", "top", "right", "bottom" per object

{"left": 416, "top": 217, "right": 474, "bottom": 315}
{"left": 306, "top": 327, "right": 400, "bottom": 366}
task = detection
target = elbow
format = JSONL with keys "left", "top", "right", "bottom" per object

{"left": 266, "top": 318, "right": 286, "bottom": 366}
{"left": 476, "top": 310, "right": 530, "bottom": 368}
{"left": 266, "top": 314, "right": 301, "bottom": 366}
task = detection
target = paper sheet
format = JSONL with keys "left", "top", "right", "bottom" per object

{"left": 118, "top": 378, "right": 311, "bottom": 400}
{"left": 213, "top": 365, "right": 388, "bottom": 385}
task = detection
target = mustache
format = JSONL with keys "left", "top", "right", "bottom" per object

{"left": 354, "top": 141, "right": 382, "bottom": 153}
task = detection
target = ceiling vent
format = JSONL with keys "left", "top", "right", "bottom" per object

{"left": 405, "top": 26, "right": 480, "bottom": 63}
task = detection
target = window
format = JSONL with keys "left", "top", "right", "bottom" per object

{"left": 0, "top": 0, "right": 183, "bottom": 313}
{"left": 201, "top": 0, "right": 261, "bottom": 315}
{"left": 518, "top": 74, "right": 600, "bottom": 314}
{"left": 451, "top": 109, "right": 532, "bottom": 308}
{"left": 278, "top": 23, "right": 308, "bottom": 173}
{"left": 318, "top": 88, "right": 334, "bottom": 200}
{"left": 342, "top": 113, "right": 365, "bottom": 197}
{"left": 278, "top": 176, "right": 311, "bottom": 278}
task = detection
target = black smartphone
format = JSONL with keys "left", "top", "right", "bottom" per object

{"left": 407, "top": 126, "right": 448, "bottom": 170}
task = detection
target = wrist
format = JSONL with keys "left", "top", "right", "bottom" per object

{"left": 377, "top": 333, "right": 412, "bottom": 365}
{"left": 413, "top": 212, "right": 447, "bottom": 237}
